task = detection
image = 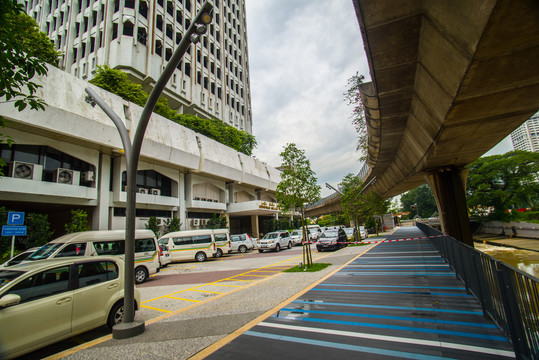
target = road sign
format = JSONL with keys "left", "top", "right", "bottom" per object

{"left": 7, "top": 212, "right": 25, "bottom": 225}
{"left": 2, "top": 225, "right": 27, "bottom": 236}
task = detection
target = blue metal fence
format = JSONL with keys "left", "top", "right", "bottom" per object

{"left": 416, "top": 223, "right": 539, "bottom": 360}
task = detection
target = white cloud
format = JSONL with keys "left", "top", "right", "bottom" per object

{"left": 245, "top": 0, "right": 370, "bottom": 197}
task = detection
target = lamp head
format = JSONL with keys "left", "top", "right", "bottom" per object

{"left": 195, "top": 24, "right": 207, "bottom": 35}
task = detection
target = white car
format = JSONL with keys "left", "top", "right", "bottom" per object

{"left": 289, "top": 230, "right": 303, "bottom": 246}
{"left": 230, "top": 233, "right": 255, "bottom": 253}
{"left": 257, "top": 231, "right": 292, "bottom": 252}
{"left": 159, "top": 244, "right": 171, "bottom": 267}
{"left": 0, "top": 256, "right": 140, "bottom": 359}
{"left": 0, "top": 247, "right": 39, "bottom": 269}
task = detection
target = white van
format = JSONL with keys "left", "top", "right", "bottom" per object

{"left": 24, "top": 230, "right": 160, "bottom": 284}
{"left": 212, "top": 228, "right": 232, "bottom": 257}
{"left": 159, "top": 229, "right": 229, "bottom": 262}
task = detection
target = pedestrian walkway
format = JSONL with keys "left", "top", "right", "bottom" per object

{"left": 202, "top": 228, "right": 515, "bottom": 359}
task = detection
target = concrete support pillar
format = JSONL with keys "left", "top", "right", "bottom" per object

{"left": 93, "top": 153, "right": 111, "bottom": 230}
{"left": 425, "top": 167, "right": 473, "bottom": 246}
{"left": 179, "top": 172, "right": 187, "bottom": 230}
{"left": 251, "top": 215, "right": 259, "bottom": 238}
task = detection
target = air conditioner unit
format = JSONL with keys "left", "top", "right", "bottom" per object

{"left": 155, "top": 218, "right": 163, "bottom": 225}
{"left": 9, "top": 161, "right": 42, "bottom": 181}
{"left": 201, "top": 219, "right": 208, "bottom": 225}
{"left": 53, "top": 168, "right": 80, "bottom": 185}
{"left": 150, "top": 188, "right": 161, "bottom": 196}
{"left": 81, "top": 171, "right": 95, "bottom": 182}
{"left": 192, "top": 218, "right": 200, "bottom": 226}
{"left": 137, "top": 188, "right": 148, "bottom": 194}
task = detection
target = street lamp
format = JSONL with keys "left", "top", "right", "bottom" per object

{"left": 325, "top": 182, "right": 342, "bottom": 195}
{"left": 84, "top": 2, "right": 213, "bottom": 339}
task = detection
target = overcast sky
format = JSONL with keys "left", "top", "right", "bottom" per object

{"left": 245, "top": 0, "right": 369, "bottom": 197}
{"left": 244, "top": 1, "right": 514, "bottom": 198}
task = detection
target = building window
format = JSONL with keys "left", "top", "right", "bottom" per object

{"left": 184, "top": 62, "right": 191, "bottom": 76}
{"left": 139, "top": 1, "right": 148, "bottom": 18}
{"left": 123, "top": 21, "right": 134, "bottom": 36}
{"left": 155, "top": 40, "right": 163, "bottom": 56}
{"left": 137, "top": 27, "right": 147, "bottom": 45}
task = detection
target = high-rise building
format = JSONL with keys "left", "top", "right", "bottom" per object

{"left": 23, "top": 0, "right": 252, "bottom": 133}
{"left": 511, "top": 111, "right": 539, "bottom": 152}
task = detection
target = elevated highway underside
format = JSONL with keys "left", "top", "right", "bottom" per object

{"left": 333, "top": 0, "right": 539, "bottom": 245}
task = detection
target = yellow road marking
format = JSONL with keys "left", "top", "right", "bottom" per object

{"left": 166, "top": 296, "right": 200, "bottom": 302}
{"left": 191, "top": 289, "right": 223, "bottom": 294}
{"left": 141, "top": 305, "right": 172, "bottom": 313}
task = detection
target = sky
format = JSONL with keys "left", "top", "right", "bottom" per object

{"left": 244, "top": 0, "right": 370, "bottom": 197}
{"left": 243, "top": 1, "right": 514, "bottom": 198}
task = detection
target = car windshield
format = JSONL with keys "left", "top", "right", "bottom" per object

{"left": 263, "top": 233, "right": 279, "bottom": 239}
{"left": 291, "top": 230, "right": 302, "bottom": 236}
{"left": 0, "top": 269, "right": 25, "bottom": 289}
{"left": 321, "top": 230, "right": 338, "bottom": 238}
{"left": 26, "top": 243, "right": 63, "bottom": 261}
{"left": 344, "top": 228, "right": 354, "bottom": 236}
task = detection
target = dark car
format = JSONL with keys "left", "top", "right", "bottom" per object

{"left": 316, "top": 228, "right": 348, "bottom": 252}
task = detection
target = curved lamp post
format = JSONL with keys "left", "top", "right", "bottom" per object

{"left": 84, "top": 2, "right": 213, "bottom": 339}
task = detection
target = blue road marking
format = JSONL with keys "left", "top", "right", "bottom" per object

{"left": 311, "top": 288, "right": 472, "bottom": 297}
{"left": 245, "top": 331, "right": 457, "bottom": 360}
{"left": 277, "top": 308, "right": 497, "bottom": 328}
{"left": 317, "top": 284, "right": 466, "bottom": 290}
{"left": 292, "top": 300, "right": 483, "bottom": 315}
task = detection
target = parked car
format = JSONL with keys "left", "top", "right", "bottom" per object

{"left": 257, "top": 231, "right": 292, "bottom": 252}
{"left": 289, "top": 229, "right": 303, "bottom": 246}
{"left": 343, "top": 227, "right": 357, "bottom": 241}
{"left": 316, "top": 228, "right": 348, "bottom": 252}
{"left": 0, "top": 247, "right": 39, "bottom": 269}
{"left": 159, "top": 244, "right": 171, "bottom": 268}
{"left": 22, "top": 230, "right": 160, "bottom": 284}
{"left": 307, "top": 225, "right": 322, "bottom": 241}
{"left": 0, "top": 256, "right": 140, "bottom": 359}
{"left": 358, "top": 226, "right": 368, "bottom": 239}
{"left": 230, "top": 234, "right": 254, "bottom": 253}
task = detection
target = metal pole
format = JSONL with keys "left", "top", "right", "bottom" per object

{"left": 84, "top": 2, "right": 213, "bottom": 339}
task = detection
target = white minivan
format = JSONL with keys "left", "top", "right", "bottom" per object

{"left": 24, "top": 230, "right": 160, "bottom": 284}
{"left": 159, "top": 229, "right": 231, "bottom": 262}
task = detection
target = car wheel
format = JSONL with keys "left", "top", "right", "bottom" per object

{"left": 216, "top": 248, "right": 223, "bottom": 258}
{"left": 275, "top": 244, "right": 280, "bottom": 252}
{"left": 258, "top": 249, "right": 264, "bottom": 253}
{"left": 107, "top": 300, "right": 125, "bottom": 329}
{"left": 287, "top": 241, "right": 292, "bottom": 249}
{"left": 239, "top": 245, "right": 247, "bottom": 253}
{"left": 317, "top": 247, "right": 322, "bottom": 252}
{"left": 195, "top": 251, "right": 207, "bottom": 262}
{"left": 134, "top": 267, "right": 148, "bottom": 284}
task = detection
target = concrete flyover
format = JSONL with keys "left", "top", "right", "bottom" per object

{"left": 344, "top": 0, "right": 539, "bottom": 245}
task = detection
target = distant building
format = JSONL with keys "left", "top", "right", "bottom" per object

{"left": 23, "top": 0, "right": 252, "bottom": 133}
{"left": 511, "top": 111, "right": 539, "bottom": 152}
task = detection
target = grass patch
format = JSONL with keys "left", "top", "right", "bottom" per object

{"left": 284, "top": 263, "right": 331, "bottom": 273}
{"left": 348, "top": 242, "right": 370, "bottom": 247}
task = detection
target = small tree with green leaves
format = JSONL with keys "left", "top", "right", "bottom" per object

{"left": 21, "top": 212, "right": 54, "bottom": 248}
{"left": 276, "top": 143, "right": 321, "bottom": 268}
{"left": 145, "top": 216, "right": 160, "bottom": 237}
{"left": 344, "top": 73, "right": 367, "bottom": 160}
{"left": 163, "top": 216, "right": 181, "bottom": 234}
{"left": 205, "top": 214, "right": 228, "bottom": 229}
{"left": 65, "top": 209, "right": 90, "bottom": 233}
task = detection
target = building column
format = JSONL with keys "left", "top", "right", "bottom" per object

{"left": 179, "top": 172, "right": 187, "bottom": 230}
{"left": 425, "top": 167, "right": 473, "bottom": 246}
{"left": 251, "top": 214, "right": 259, "bottom": 238}
{"left": 93, "top": 153, "right": 111, "bottom": 230}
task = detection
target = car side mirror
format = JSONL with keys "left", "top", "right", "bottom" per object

{"left": 0, "top": 294, "right": 21, "bottom": 309}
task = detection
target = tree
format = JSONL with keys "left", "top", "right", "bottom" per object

{"left": 145, "top": 216, "right": 161, "bottom": 237}
{"left": 400, "top": 184, "right": 438, "bottom": 218}
{"left": 467, "top": 151, "right": 539, "bottom": 219}
{"left": 163, "top": 216, "right": 181, "bottom": 234}
{"left": 344, "top": 72, "right": 367, "bottom": 159}
{"left": 21, "top": 212, "right": 54, "bottom": 248}
{"left": 276, "top": 143, "right": 320, "bottom": 268}
{"left": 0, "top": 0, "right": 60, "bottom": 175}
{"left": 65, "top": 209, "right": 90, "bottom": 233}
{"left": 205, "top": 214, "right": 227, "bottom": 229}
{"left": 340, "top": 173, "right": 389, "bottom": 238}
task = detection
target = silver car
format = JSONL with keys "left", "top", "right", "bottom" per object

{"left": 257, "top": 231, "right": 292, "bottom": 252}
{"left": 230, "top": 234, "right": 254, "bottom": 253}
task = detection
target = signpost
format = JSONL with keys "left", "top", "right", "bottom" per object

{"left": 2, "top": 211, "right": 26, "bottom": 258}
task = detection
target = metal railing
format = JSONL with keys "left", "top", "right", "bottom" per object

{"left": 416, "top": 223, "right": 539, "bottom": 360}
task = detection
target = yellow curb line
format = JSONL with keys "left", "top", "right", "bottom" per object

{"left": 189, "top": 244, "right": 379, "bottom": 360}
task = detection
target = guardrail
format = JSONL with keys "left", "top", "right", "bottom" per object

{"left": 416, "top": 223, "right": 539, "bottom": 360}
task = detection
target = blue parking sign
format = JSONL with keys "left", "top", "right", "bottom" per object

{"left": 7, "top": 212, "right": 24, "bottom": 225}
